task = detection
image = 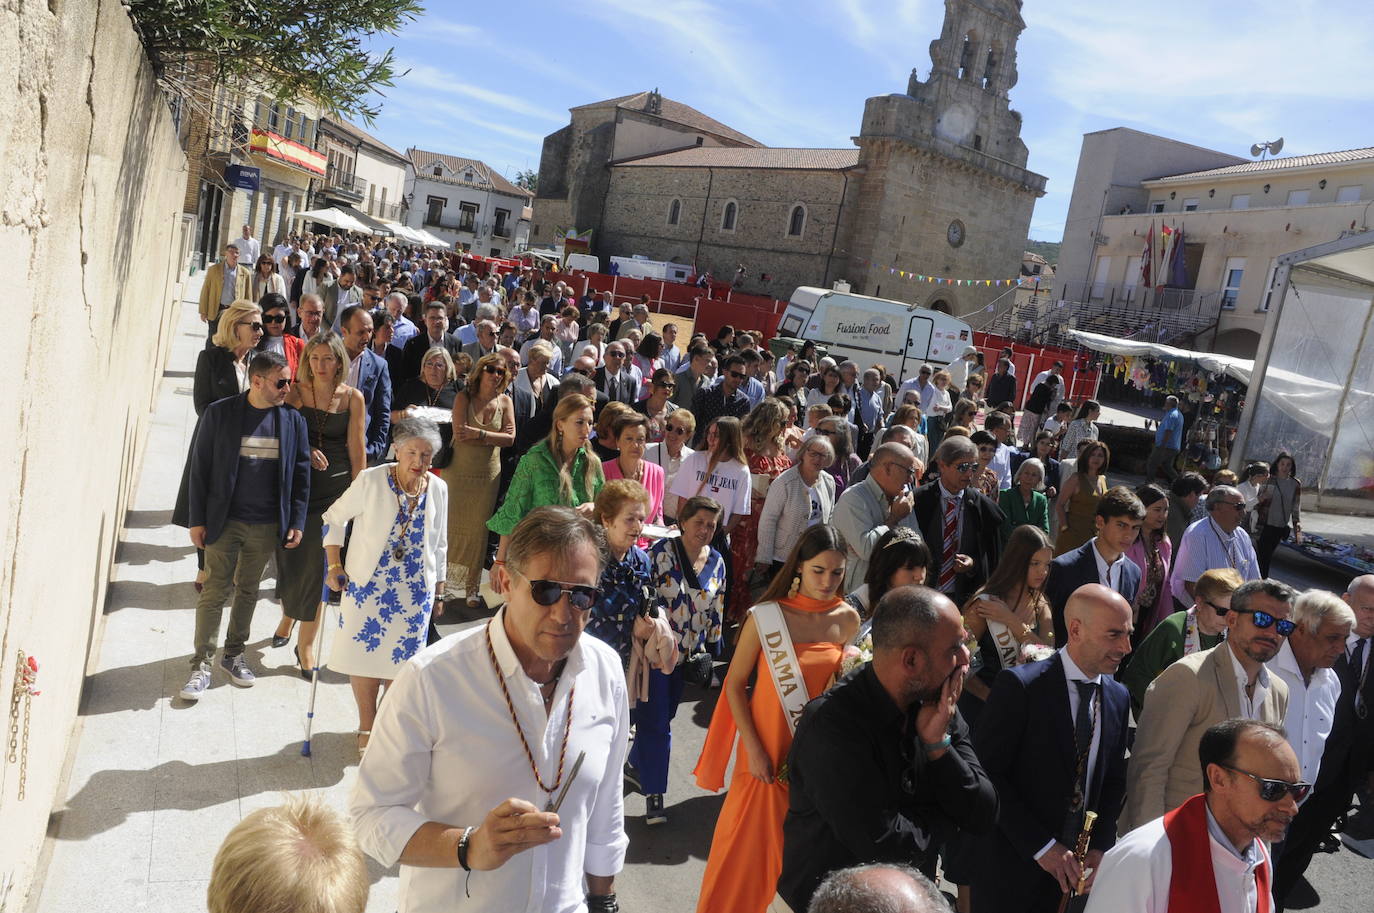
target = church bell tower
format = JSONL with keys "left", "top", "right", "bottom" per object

{"left": 845, "top": 0, "right": 1046, "bottom": 317}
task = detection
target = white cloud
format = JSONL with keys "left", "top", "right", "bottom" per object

{"left": 397, "top": 62, "right": 568, "bottom": 123}
{"left": 834, "top": 0, "right": 931, "bottom": 81}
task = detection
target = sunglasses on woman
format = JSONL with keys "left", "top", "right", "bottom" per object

{"left": 1232, "top": 608, "right": 1296, "bottom": 636}
{"left": 262, "top": 313, "right": 287, "bottom": 324}
{"left": 665, "top": 424, "right": 688, "bottom": 435}
{"left": 528, "top": 579, "right": 601, "bottom": 611}
{"left": 1220, "top": 765, "right": 1311, "bottom": 802}
{"left": 482, "top": 364, "right": 506, "bottom": 376}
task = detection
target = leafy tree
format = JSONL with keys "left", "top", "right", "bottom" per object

{"left": 515, "top": 169, "right": 539, "bottom": 194}
{"left": 126, "top": 0, "right": 423, "bottom": 122}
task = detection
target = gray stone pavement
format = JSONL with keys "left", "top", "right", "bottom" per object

{"left": 27, "top": 284, "right": 1371, "bottom": 911}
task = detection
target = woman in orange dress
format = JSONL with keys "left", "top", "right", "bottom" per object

{"left": 694, "top": 524, "right": 859, "bottom": 913}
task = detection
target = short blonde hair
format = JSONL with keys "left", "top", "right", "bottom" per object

{"left": 526, "top": 340, "right": 555, "bottom": 366}
{"left": 206, "top": 793, "right": 367, "bottom": 913}
{"left": 212, "top": 299, "right": 262, "bottom": 350}
{"left": 421, "top": 345, "right": 457, "bottom": 383}
{"left": 298, "top": 332, "right": 349, "bottom": 387}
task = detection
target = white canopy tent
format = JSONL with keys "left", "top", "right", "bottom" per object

{"left": 1230, "top": 232, "right": 1374, "bottom": 513}
{"left": 412, "top": 227, "right": 450, "bottom": 248}
{"left": 378, "top": 219, "right": 429, "bottom": 245}
{"left": 291, "top": 207, "right": 372, "bottom": 234}
{"left": 1063, "top": 330, "right": 1353, "bottom": 435}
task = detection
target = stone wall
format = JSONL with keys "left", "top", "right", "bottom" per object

{"left": 846, "top": 136, "right": 1040, "bottom": 316}
{"left": 599, "top": 165, "right": 857, "bottom": 298}
{"left": 0, "top": 0, "right": 187, "bottom": 902}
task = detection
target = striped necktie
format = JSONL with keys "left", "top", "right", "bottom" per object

{"left": 938, "top": 496, "right": 959, "bottom": 592}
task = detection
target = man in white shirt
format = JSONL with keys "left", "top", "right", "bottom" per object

{"left": 660, "top": 322, "right": 683, "bottom": 374}
{"left": 1123, "top": 580, "right": 1295, "bottom": 833}
{"left": 948, "top": 345, "right": 978, "bottom": 395}
{"left": 383, "top": 292, "right": 420, "bottom": 352}
{"left": 350, "top": 507, "right": 629, "bottom": 913}
{"left": 1088, "top": 719, "right": 1304, "bottom": 913}
{"left": 1268, "top": 590, "right": 1354, "bottom": 786}
{"left": 983, "top": 411, "right": 1015, "bottom": 490}
{"left": 1171, "top": 485, "right": 1260, "bottom": 606}
{"left": 230, "top": 224, "right": 260, "bottom": 264}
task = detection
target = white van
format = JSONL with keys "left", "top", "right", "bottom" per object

{"left": 777, "top": 287, "right": 975, "bottom": 383}
{"left": 564, "top": 252, "right": 600, "bottom": 272}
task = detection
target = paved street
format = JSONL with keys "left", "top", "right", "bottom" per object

{"left": 27, "top": 278, "right": 1374, "bottom": 911}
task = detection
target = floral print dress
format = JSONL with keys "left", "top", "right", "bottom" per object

{"left": 327, "top": 474, "right": 434, "bottom": 678}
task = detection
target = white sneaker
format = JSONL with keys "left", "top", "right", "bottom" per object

{"left": 179, "top": 663, "right": 212, "bottom": 701}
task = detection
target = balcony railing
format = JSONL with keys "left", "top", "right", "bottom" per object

{"left": 323, "top": 165, "right": 367, "bottom": 201}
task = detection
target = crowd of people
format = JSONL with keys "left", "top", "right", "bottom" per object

{"left": 186, "top": 227, "right": 1372, "bottom": 913}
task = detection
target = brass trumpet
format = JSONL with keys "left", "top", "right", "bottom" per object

{"left": 1056, "top": 810, "right": 1098, "bottom": 913}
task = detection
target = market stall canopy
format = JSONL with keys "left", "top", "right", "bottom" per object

{"left": 291, "top": 207, "right": 372, "bottom": 233}
{"left": 1064, "top": 329, "right": 1356, "bottom": 435}
{"left": 332, "top": 204, "right": 393, "bottom": 235}
{"left": 378, "top": 219, "right": 430, "bottom": 245}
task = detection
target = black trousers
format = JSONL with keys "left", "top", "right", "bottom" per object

{"left": 1272, "top": 776, "right": 1355, "bottom": 909}
{"left": 1257, "top": 523, "right": 1289, "bottom": 578}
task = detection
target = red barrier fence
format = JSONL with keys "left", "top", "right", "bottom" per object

{"left": 972, "top": 331, "right": 1100, "bottom": 409}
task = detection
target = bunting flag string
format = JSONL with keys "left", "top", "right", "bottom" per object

{"left": 851, "top": 257, "right": 1034, "bottom": 287}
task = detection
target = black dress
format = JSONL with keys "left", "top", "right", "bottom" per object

{"left": 277, "top": 407, "right": 354, "bottom": 621}
{"left": 392, "top": 378, "right": 459, "bottom": 469}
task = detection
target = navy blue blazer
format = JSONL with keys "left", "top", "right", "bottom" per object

{"left": 1044, "top": 541, "right": 1141, "bottom": 647}
{"left": 353, "top": 347, "right": 392, "bottom": 461}
{"left": 970, "top": 653, "right": 1130, "bottom": 913}
{"left": 187, "top": 393, "right": 310, "bottom": 546}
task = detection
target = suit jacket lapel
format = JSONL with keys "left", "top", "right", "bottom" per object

{"left": 1210, "top": 644, "right": 1243, "bottom": 719}
{"left": 1092, "top": 683, "right": 1124, "bottom": 806}
{"left": 1045, "top": 653, "right": 1077, "bottom": 773}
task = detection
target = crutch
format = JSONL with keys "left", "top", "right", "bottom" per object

{"left": 301, "top": 602, "right": 330, "bottom": 757}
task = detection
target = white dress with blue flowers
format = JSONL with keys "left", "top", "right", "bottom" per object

{"left": 326, "top": 473, "right": 435, "bottom": 678}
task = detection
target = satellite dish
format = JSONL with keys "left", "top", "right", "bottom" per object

{"left": 1270, "top": 137, "right": 1284, "bottom": 156}
{"left": 1250, "top": 143, "right": 1265, "bottom": 157}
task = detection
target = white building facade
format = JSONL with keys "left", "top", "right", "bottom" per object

{"left": 403, "top": 148, "right": 532, "bottom": 257}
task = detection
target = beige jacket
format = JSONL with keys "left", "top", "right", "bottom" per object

{"left": 1122, "top": 642, "right": 1288, "bottom": 833}
{"left": 198, "top": 260, "right": 251, "bottom": 321}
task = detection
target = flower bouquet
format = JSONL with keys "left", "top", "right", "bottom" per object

{"left": 1020, "top": 642, "right": 1054, "bottom": 664}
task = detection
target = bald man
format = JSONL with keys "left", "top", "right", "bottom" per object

{"left": 807, "top": 863, "right": 949, "bottom": 913}
{"left": 1272, "top": 575, "right": 1374, "bottom": 909}
{"left": 971, "top": 584, "right": 1134, "bottom": 913}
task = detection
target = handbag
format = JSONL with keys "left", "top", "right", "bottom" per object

{"left": 669, "top": 537, "right": 717, "bottom": 686}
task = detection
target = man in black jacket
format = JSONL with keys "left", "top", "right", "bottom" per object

{"left": 181, "top": 352, "right": 310, "bottom": 702}
{"left": 912, "top": 435, "right": 1005, "bottom": 607}
{"left": 398, "top": 301, "right": 462, "bottom": 383}
{"left": 778, "top": 585, "right": 997, "bottom": 911}
{"left": 985, "top": 358, "right": 1017, "bottom": 409}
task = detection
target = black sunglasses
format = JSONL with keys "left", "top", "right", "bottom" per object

{"left": 606, "top": 350, "right": 624, "bottom": 358}
{"left": 529, "top": 579, "right": 601, "bottom": 611}
{"left": 1205, "top": 599, "right": 1231, "bottom": 618}
{"left": 273, "top": 378, "right": 292, "bottom": 390}
{"left": 665, "top": 424, "right": 688, "bottom": 434}
{"left": 1220, "top": 765, "right": 1311, "bottom": 803}
{"left": 262, "top": 313, "right": 287, "bottom": 324}
{"left": 482, "top": 364, "right": 506, "bottom": 376}
{"left": 954, "top": 460, "right": 979, "bottom": 473}
{"left": 657, "top": 381, "right": 676, "bottom": 390}
{"left": 1233, "top": 608, "right": 1296, "bottom": 636}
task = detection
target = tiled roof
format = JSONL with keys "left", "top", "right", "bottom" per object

{"left": 1148, "top": 146, "right": 1374, "bottom": 184}
{"left": 615, "top": 146, "right": 860, "bottom": 170}
{"left": 323, "top": 118, "right": 409, "bottom": 164}
{"left": 407, "top": 148, "right": 530, "bottom": 197}
{"left": 571, "top": 91, "right": 762, "bottom": 147}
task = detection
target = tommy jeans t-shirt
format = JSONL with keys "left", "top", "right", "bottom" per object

{"left": 228, "top": 405, "right": 281, "bottom": 525}
{"left": 669, "top": 451, "right": 751, "bottom": 524}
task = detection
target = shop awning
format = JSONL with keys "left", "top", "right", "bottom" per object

{"left": 412, "top": 228, "right": 451, "bottom": 248}
{"left": 291, "top": 207, "right": 372, "bottom": 233}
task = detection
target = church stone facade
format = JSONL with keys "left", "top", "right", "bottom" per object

{"left": 533, "top": 0, "right": 1046, "bottom": 319}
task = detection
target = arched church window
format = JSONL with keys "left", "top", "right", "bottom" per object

{"left": 721, "top": 200, "right": 737, "bottom": 232}
{"left": 787, "top": 204, "right": 806, "bottom": 238}
{"left": 668, "top": 198, "right": 681, "bottom": 226}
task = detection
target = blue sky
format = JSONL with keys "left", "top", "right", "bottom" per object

{"left": 362, "top": 0, "right": 1374, "bottom": 242}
